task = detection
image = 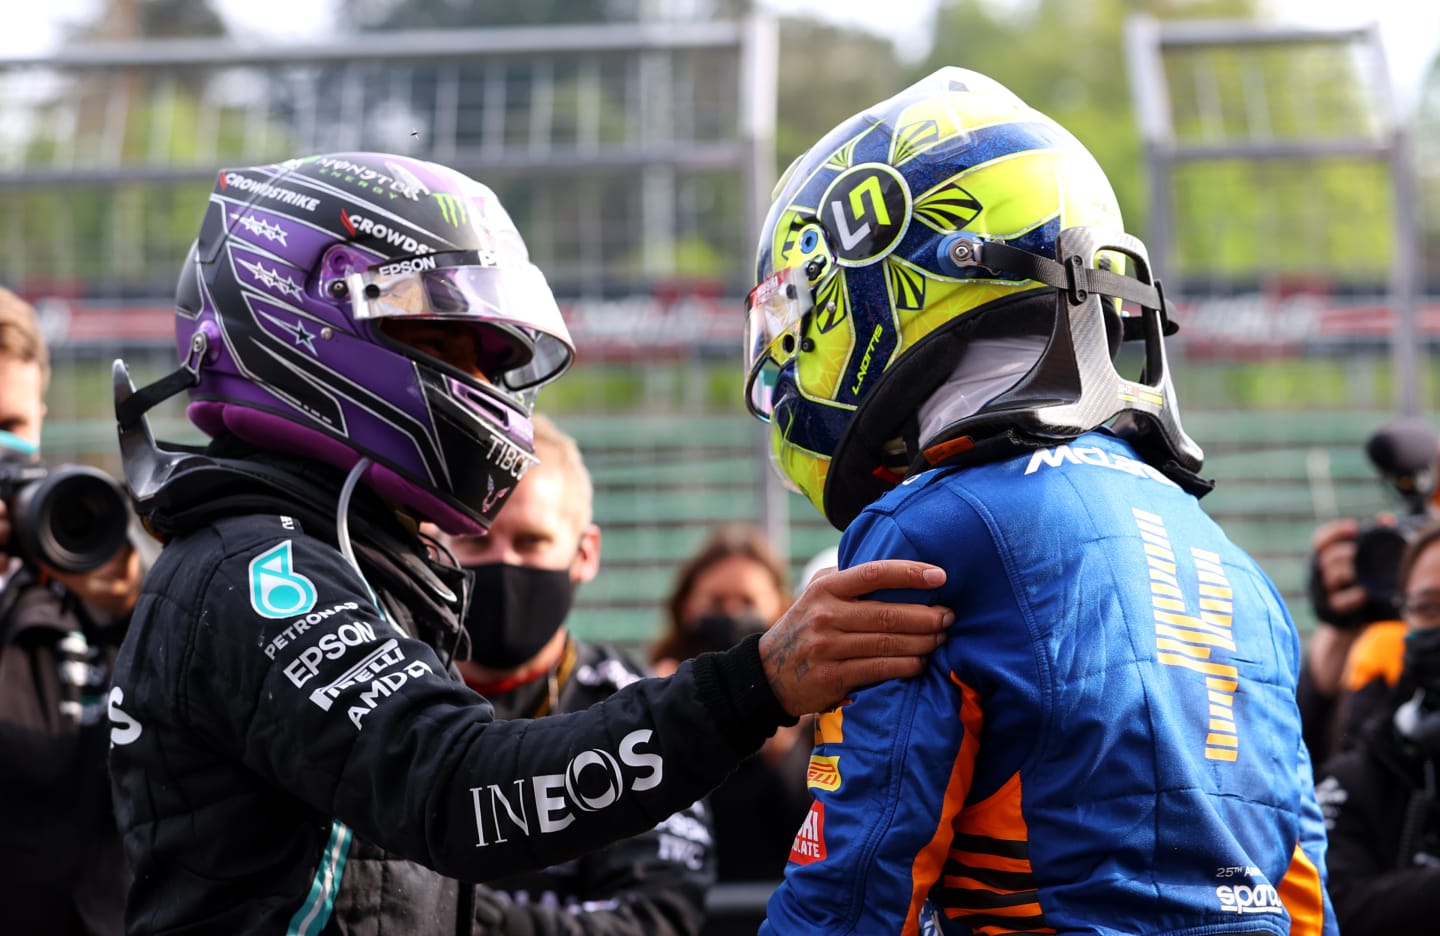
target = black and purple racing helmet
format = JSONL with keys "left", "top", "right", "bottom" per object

{"left": 174, "top": 152, "right": 574, "bottom": 533}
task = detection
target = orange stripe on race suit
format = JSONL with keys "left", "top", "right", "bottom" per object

{"left": 939, "top": 770, "right": 1052, "bottom": 933}
{"left": 1277, "top": 839, "right": 1327, "bottom": 936}
{"left": 902, "top": 674, "right": 984, "bottom": 936}
{"left": 952, "top": 770, "right": 1031, "bottom": 854}
{"left": 940, "top": 874, "right": 1034, "bottom": 894}
{"left": 814, "top": 699, "right": 849, "bottom": 746}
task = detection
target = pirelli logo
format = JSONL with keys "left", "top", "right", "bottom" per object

{"left": 1132, "top": 507, "right": 1241, "bottom": 763}
{"left": 806, "top": 755, "right": 841, "bottom": 792}
{"left": 309, "top": 639, "right": 405, "bottom": 710}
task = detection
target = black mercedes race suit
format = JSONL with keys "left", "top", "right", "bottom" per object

{"left": 472, "top": 639, "right": 715, "bottom": 935}
{"left": 108, "top": 448, "right": 789, "bottom": 935}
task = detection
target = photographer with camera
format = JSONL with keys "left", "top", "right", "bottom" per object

{"left": 1316, "top": 519, "right": 1440, "bottom": 933}
{"left": 0, "top": 286, "right": 142, "bottom": 936}
{"left": 1301, "top": 417, "right": 1440, "bottom": 769}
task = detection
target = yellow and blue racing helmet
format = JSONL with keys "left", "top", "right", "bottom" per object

{"left": 745, "top": 67, "right": 1203, "bottom": 529}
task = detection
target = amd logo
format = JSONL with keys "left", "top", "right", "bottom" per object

{"left": 469, "top": 729, "right": 663, "bottom": 846}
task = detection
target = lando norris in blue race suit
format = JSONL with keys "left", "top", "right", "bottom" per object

{"left": 743, "top": 69, "right": 1334, "bottom": 935}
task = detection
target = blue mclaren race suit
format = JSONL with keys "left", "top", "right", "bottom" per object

{"left": 762, "top": 430, "right": 1336, "bottom": 936}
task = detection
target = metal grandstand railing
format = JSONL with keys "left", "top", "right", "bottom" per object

{"left": 0, "top": 19, "right": 777, "bottom": 292}
{"left": 1125, "top": 15, "right": 1429, "bottom": 630}
{"left": 0, "top": 17, "right": 799, "bottom": 647}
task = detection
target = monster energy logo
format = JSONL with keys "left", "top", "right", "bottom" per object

{"left": 433, "top": 193, "right": 469, "bottom": 227}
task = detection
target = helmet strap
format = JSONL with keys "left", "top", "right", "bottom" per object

{"left": 114, "top": 364, "right": 199, "bottom": 431}
{"left": 115, "top": 327, "right": 210, "bottom": 431}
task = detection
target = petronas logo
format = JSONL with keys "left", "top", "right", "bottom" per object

{"left": 248, "top": 540, "right": 317, "bottom": 619}
{"left": 433, "top": 193, "right": 469, "bottom": 227}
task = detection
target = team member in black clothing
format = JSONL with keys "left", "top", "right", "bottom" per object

{"left": 107, "top": 151, "right": 951, "bottom": 934}
{"left": 437, "top": 412, "right": 715, "bottom": 934}
{"left": 0, "top": 286, "right": 143, "bottom": 936}
{"left": 1318, "top": 520, "right": 1440, "bottom": 933}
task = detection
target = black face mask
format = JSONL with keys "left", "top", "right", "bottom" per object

{"left": 1394, "top": 628, "right": 1440, "bottom": 756}
{"left": 463, "top": 562, "right": 575, "bottom": 669}
{"left": 1407, "top": 626, "right": 1440, "bottom": 697}
{"left": 690, "top": 612, "right": 768, "bottom": 654}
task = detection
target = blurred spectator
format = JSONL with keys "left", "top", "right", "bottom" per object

{"left": 1299, "top": 519, "right": 1405, "bottom": 767}
{"left": 0, "top": 286, "right": 141, "bottom": 935}
{"left": 651, "top": 522, "right": 793, "bottom": 675}
{"left": 651, "top": 523, "right": 813, "bottom": 886}
{"left": 1300, "top": 419, "right": 1440, "bottom": 769}
{"left": 433, "top": 413, "right": 715, "bottom": 934}
{"left": 1317, "top": 519, "right": 1440, "bottom": 932}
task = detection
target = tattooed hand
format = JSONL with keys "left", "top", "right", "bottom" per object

{"left": 759, "top": 561, "right": 951, "bottom": 717}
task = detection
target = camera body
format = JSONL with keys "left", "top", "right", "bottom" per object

{"left": 1353, "top": 513, "right": 1431, "bottom": 612}
{"left": 1311, "top": 418, "right": 1440, "bottom": 628}
{"left": 0, "top": 459, "right": 130, "bottom": 573}
{"left": 1353, "top": 418, "right": 1440, "bottom": 617}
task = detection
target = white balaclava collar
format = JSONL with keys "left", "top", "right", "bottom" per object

{"left": 915, "top": 334, "right": 1049, "bottom": 450}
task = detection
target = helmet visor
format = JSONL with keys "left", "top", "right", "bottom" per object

{"left": 349, "top": 251, "right": 574, "bottom": 391}
{"left": 743, "top": 265, "right": 813, "bottom": 421}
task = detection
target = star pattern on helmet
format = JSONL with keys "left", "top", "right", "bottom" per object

{"left": 237, "top": 257, "right": 303, "bottom": 299}
{"left": 278, "top": 318, "right": 318, "bottom": 355}
{"left": 235, "top": 213, "right": 289, "bottom": 246}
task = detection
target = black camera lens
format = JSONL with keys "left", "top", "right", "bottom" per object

{"left": 11, "top": 466, "right": 130, "bottom": 573}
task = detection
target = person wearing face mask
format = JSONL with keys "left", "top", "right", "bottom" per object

{"left": 650, "top": 523, "right": 794, "bottom": 672}
{"left": 435, "top": 412, "right": 716, "bottom": 935}
{"left": 650, "top": 525, "right": 813, "bottom": 899}
{"left": 1316, "top": 520, "right": 1440, "bottom": 933}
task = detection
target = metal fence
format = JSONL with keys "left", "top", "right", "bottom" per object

{"left": 5, "top": 15, "right": 1424, "bottom": 648}
{"left": 1126, "top": 15, "right": 1434, "bottom": 629}
{"left": 0, "top": 17, "right": 814, "bottom": 647}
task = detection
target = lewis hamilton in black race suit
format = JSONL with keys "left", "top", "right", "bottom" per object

{"left": 105, "top": 151, "right": 951, "bottom": 934}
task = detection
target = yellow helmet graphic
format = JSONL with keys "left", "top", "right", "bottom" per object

{"left": 744, "top": 68, "right": 1203, "bottom": 529}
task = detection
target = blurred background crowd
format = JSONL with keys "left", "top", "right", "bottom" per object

{"left": 4, "top": 0, "right": 1440, "bottom": 932}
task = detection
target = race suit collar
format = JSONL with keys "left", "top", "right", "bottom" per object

{"left": 143, "top": 434, "right": 469, "bottom": 656}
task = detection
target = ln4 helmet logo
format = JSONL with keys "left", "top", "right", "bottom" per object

{"left": 249, "top": 540, "right": 318, "bottom": 619}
